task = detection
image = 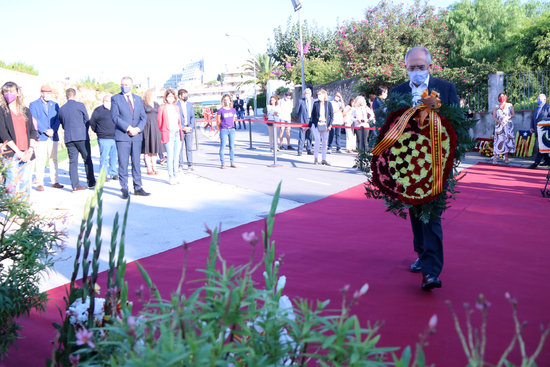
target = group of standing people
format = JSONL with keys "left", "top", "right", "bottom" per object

{"left": 265, "top": 86, "right": 388, "bottom": 166}
{"left": 0, "top": 77, "right": 199, "bottom": 199}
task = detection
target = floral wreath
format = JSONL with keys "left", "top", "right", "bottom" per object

{"left": 370, "top": 91, "right": 458, "bottom": 205}
{"left": 361, "top": 90, "right": 475, "bottom": 222}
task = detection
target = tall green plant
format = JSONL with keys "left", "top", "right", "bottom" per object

{"left": 49, "top": 170, "right": 130, "bottom": 366}
{"left": 0, "top": 156, "right": 63, "bottom": 359}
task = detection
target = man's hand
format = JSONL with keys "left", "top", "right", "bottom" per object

{"left": 128, "top": 127, "right": 139, "bottom": 136}
{"left": 45, "top": 129, "right": 54, "bottom": 137}
{"left": 183, "top": 127, "right": 191, "bottom": 134}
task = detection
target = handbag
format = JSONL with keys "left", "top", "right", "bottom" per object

{"left": 317, "top": 121, "right": 328, "bottom": 132}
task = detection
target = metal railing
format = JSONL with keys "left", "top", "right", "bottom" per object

{"left": 505, "top": 70, "right": 550, "bottom": 110}
{"left": 462, "top": 85, "right": 488, "bottom": 113}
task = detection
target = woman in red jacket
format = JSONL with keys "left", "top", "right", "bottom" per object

{"left": 0, "top": 81, "right": 38, "bottom": 198}
{"left": 157, "top": 89, "right": 182, "bottom": 185}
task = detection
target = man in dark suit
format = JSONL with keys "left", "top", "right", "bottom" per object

{"left": 528, "top": 94, "right": 550, "bottom": 168}
{"left": 58, "top": 88, "right": 96, "bottom": 191}
{"left": 295, "top": 88, "right": 314, "bottom": 156}
{"left": 177, "top": 89, "right": 196, "bottom": 171}
{"left": 391, "top": 46, "right": 459, "bottom": 290}
{"left": 111, "top": 76, "right": 150, "bottom": 199}
{"left": 234, "top": 94, "right": 246, "bottom": 129}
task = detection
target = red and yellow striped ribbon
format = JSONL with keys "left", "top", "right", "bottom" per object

{"left": 371, "top": 90, "right": 445, "bottom": 197}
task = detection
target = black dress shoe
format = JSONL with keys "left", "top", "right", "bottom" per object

{"left": 112, "top": 175, "right": 119, "bottom": 180}
{"left": 121, "top": 189, "right": 129, "bottom": 199}
{"left": 134, "top": 188, "right": 150, "bottom": 196}
{"left": 410, "top": 258, "right": 422, "bottom": 273}
{"left": 421, "top": 274, "right": 442, "bottom": 290}
{"left": 528, "top": 163, "right": 538, "bottom": 169}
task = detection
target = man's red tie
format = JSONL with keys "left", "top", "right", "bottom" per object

{"left": 126, "top": 95, "right": 134, "bottom": 115}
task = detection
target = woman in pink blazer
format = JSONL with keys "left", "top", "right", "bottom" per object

{"left": 157, "top": 89, "right": 183, "bottom": 185}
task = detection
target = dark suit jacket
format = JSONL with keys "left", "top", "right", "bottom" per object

{"left": 295, "top": 97, "right": 314, "bottom": 125}
{"left": 310, "top": 100, "right": 334, "bottom": 128}
{"left": 234, "top": 98, "right": 244, "bottom": 112}
{"left": 111, "top": 93, "right": 147, "bottom": 142}
{"left": 177, "top": 100, "right": 195, "bottom": 130}
{"left": 530, "top": 103, "right": 550, "bottom": 132}
{"left": 0, "top": 107, "right": 38, "bottom": 158}
{"left": 58, "top": 99, "right": 90, "bottom": 143}
{"left": 391, "top": 76, "right": 460, "bottom": 106}
{"left": 29, "top": 98, "right": 60, "bottom": 142}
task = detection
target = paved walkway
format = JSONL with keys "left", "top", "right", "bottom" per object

{"left": 32, "top": 121, "right": 547, "bottom": 291}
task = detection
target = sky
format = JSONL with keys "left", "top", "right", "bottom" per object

{"left": 3, "top": 0, "right": 457, "bottom": 88}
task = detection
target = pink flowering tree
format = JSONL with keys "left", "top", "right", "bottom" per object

{"left": 337, "top": 1, "right": 454, "bottom": 94}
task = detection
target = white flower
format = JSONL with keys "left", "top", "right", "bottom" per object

{"left": 278, "top": 295, "right": 296, "bottom": 321}
{"left": 276, "top": 276, "right": 287, "bottom": 292}
{"left": 358, "top": 283, "right": 369, "bottom": 296}
{"left": 428, "top": 314, "right": 438, "bottom": 329}
{"left": 67, "top": 297, "right": 106, "bottom": 326}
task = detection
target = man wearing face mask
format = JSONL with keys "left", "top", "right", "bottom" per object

{"left": 29, "top": 84, "right": 64, "bottom": 191}
{"left": 177, "top": 89, "right": 196, "bottom": 171}
{"left": 295, "top": 87, "right": 314, "bottom": 156}
{"left": 528, "top": 94, "right": 550, "bottom": 168}
{"left": 111, "top": 76, "right": 150, "bottom": 199}
{"left": 90, "top": 94, "right": 118, "bottom": 181}
{"left": 390, "top": 46, "right": 459, "bottom": 291}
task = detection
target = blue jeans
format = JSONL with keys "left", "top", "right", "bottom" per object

{"left": 164, "top": 130, "right": 182, "bottom": 180}
{"left": 98, "top": 138, "right": 118, "bottom": 177}
{"left": 219, "top": 128, "right": 235, "bottom": 165}
{"left": 4, "top": 157, "right": 33, "bottom": 199}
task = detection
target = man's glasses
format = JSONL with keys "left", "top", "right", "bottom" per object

{"left": 406, "top": 65, "right": 428, "bottom": 71}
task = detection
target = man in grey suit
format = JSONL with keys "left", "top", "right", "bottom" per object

{"left": 177, "top": 89, "right": 196, "bottom": 171}
{"left": 58, "top": 88, "right": 96, "bottom": 191}
{"left": 111, "top": 76, "right": 150, "bottom": 199}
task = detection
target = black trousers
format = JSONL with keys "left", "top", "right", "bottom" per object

{"left": 66, "top": 140, "right": 95, "bottom": 189}
{"left": 116, "top": 139, "right": 143, "bottom": 192}
{"left": 410, "top": 209, "right": 443, "bottom": 277}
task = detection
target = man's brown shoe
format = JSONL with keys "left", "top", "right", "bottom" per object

{"left": 36, "top": 185, "right": 44, "bottom": 192}
{"left": 52, "top": 183, "right": 64, "bottom": 189}
{"left": 73, "top": 186, "right": 86, "bottom": 192}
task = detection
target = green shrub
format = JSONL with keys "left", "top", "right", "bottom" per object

{"left": 0, "top": 158, "right": 63, "bottom": 359}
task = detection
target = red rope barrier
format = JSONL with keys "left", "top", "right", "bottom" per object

{"left": 195, "top": 118, "right": 378, "bottom": 130}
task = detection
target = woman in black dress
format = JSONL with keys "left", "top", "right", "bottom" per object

{"left": 142, "top": 88, "right": 164, "bottom": 174}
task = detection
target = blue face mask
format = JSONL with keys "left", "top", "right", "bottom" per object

{"left": 408, "top": 70, "right": 429, "bottom": 86}
{"left": 121, "top": 85, "right": 132, "bottom": 94}
{"left": 536, "top": 100, "right": 543, "bottom": 106}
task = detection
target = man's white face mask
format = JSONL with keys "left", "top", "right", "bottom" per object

{"left": 408, "top": 70, "right": 429, "bottom": 86}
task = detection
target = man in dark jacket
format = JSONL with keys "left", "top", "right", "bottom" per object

{"left": 295, "top": 88, "right": 314, "bottom": 156}
{"left": 528, "top": 93, "right": 550, "bottom": 168}
{"left": 58, "top": 88, "right": 96, "bottom": 191}
{"left": 90, "top": 94, "right": 118, "bottom": 180}
{"left": 390, "top": 46, "right": 459, "bottom": 291}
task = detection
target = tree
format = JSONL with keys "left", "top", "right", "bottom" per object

{"left": 268, "top": 17, "right": 343, "bottom": 85}
{"left": 508, "top": 12, "right": 550, "bottom": 70}
{"left": 337, "top": 0, "right": 454, "bottom": 95}
{"left": 241, "top": 54, "right": 280, "bottom": 93}
{"left": 445, "top": 0, "right": 526, "bottom": 68}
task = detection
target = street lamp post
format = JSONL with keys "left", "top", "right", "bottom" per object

{"left": 291, "top": 0, "right": 306, "bottom": 96}
{"left": 225, "top": 33, "right": 257, "bottom": 117}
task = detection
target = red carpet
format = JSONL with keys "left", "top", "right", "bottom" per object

{"left": 4, "top": 163, "right": 550, "bottom": 366}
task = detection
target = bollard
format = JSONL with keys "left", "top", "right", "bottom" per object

{"left": 269, "top": 123, "right": 282, "bottom": 167}
{"left": 247, "top": 118, "right": 255, "bottom": 150}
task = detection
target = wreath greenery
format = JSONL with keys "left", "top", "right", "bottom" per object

{"left": 358, "top": 92, "right": 477, "bottom": 223}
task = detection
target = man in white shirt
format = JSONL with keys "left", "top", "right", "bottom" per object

{"left": 278, "top": 92, "right": 294, "bottom": 150}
